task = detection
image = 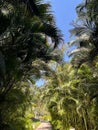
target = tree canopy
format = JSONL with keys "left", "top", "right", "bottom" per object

{"left": 0, "top": 0, "right": 98, "bottom": 130}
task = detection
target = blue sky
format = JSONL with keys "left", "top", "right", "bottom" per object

{"left": 36, "top": 0, "right": 82, "bottom": 86}
{"left": 48, "top": 0, "right": 82, "bottom": 42}
{"left": 47, "top": 0, "right": 83, "bottom": 61}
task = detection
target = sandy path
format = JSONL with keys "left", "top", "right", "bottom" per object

{"left": 36, "top": 122, "right": 52, "bottom": 130}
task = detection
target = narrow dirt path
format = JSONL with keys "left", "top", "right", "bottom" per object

{"left": 36, "top": 122, "right": 52, "bottom": 130}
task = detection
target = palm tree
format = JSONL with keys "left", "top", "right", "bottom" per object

{"left": 0, "top": 0, "right": 63, "bottom": 95}
{"left": 42, "top": 63, "right": 77, "bottom": 129}
{"left": 42, "top": 62, "right": 98, "bottom": 130}
{"left": 68, "top": 0, "right": 98, "bottom": 67}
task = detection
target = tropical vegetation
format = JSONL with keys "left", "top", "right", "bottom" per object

{"left": 0, "top": 0, "right": 98, "bottom": 130}
{"left": 0, "top": 0, "right": 62, "bottom": 129}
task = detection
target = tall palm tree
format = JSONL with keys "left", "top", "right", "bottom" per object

{"left": 68, "top": 0, "right": 98, "bottom": 67}
{"left": 0, "top": 0, "right": 63, "bottom": 95}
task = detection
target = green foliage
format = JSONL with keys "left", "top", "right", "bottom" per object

{"left": 0, "top": 0, "right": 63, "bottom": 87}
{"left": 42, "top": 63, "right": 98, "bottom": 130}
{"left": 0, "top": 0, "right": 62, "bottom": 129}
{"left": 1, "top": 1, "right": 98, "bottom": 130}
{"left": 0, "top": 81, "right": 34, "bottom": 130}
{"left": 68, "top": 0, "right": 98, "bottom": 67}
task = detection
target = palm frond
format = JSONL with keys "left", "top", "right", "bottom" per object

{"left": 41, "top": 23, "right": 63, "bottom": 48}
{"left": 69, "top": 47, "right": 90, "bottom": 57}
